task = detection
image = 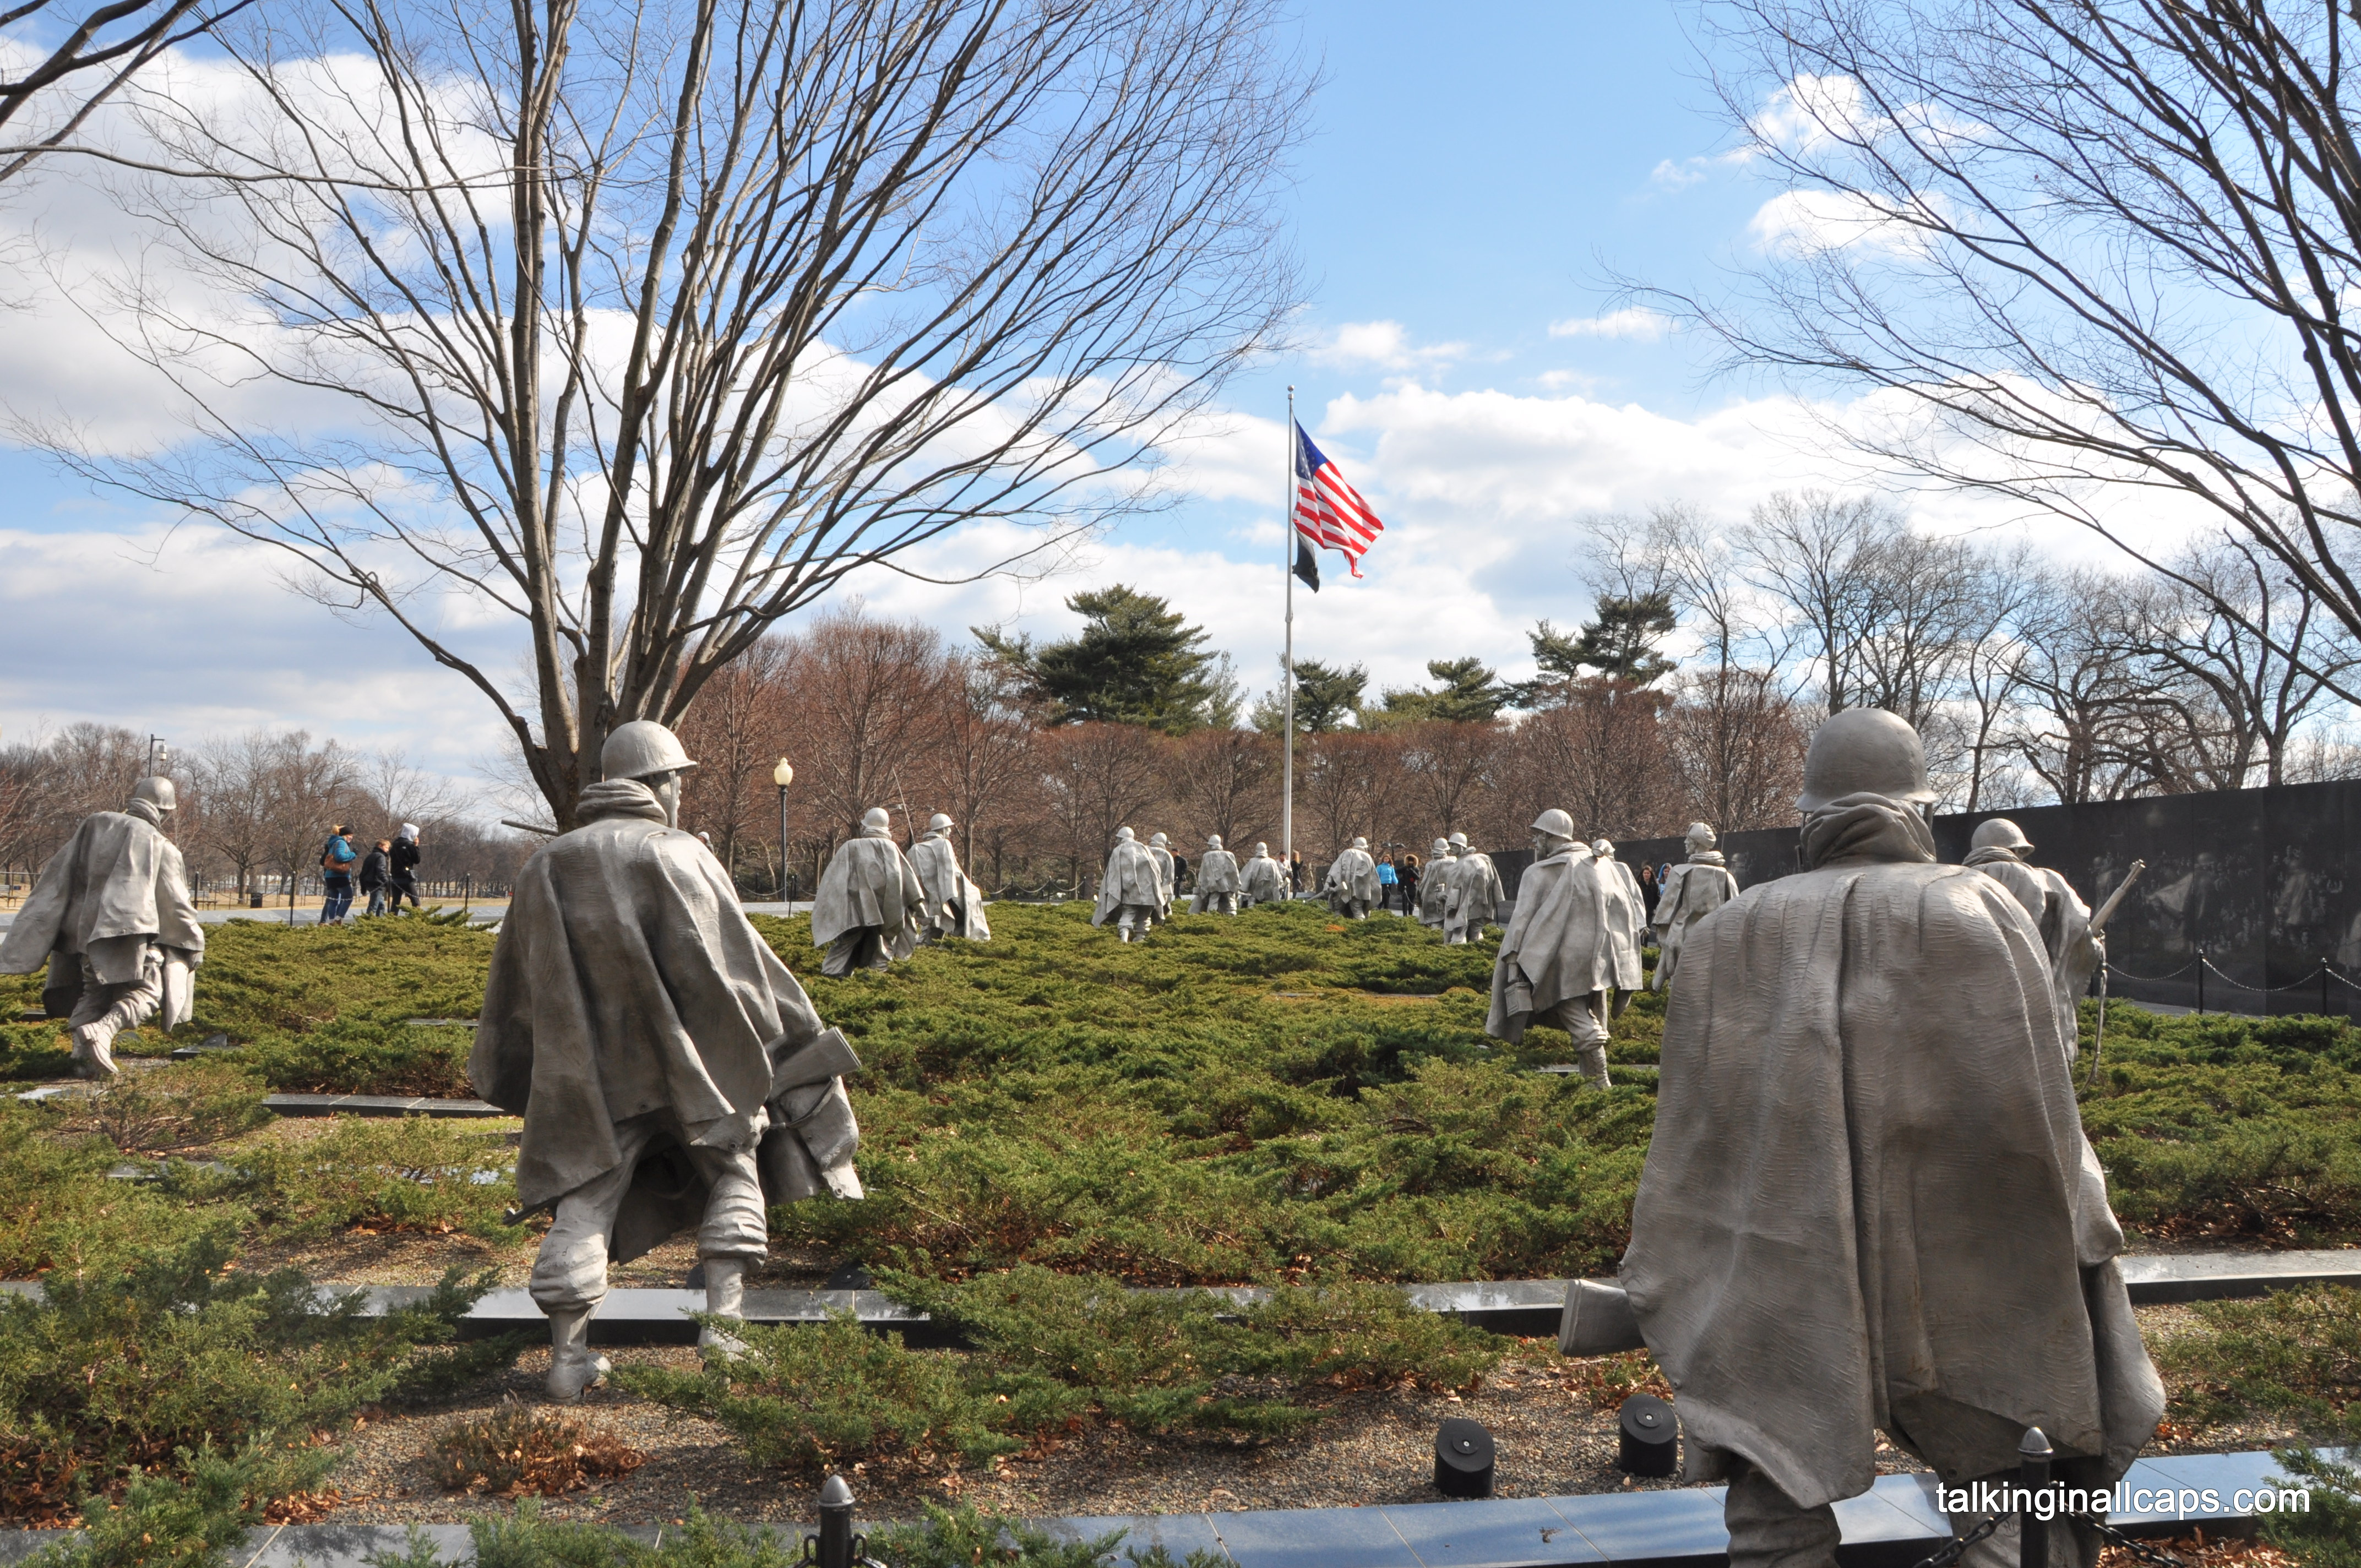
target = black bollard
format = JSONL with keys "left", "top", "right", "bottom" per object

{"left": 1433, "top": 1418, "right": 1495, "bottom": 1498}
{"left": 2017, "top": 1427, "right": 2053, "bottom": 1568}
{"left": 1617, "top": 1393, "right": 1678, "bottom": 1477}
{"left": 808, "top": 1473, "right": 858, "bottom": 1568}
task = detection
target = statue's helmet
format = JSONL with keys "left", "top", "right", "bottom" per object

{"left": 927, "top": 812, "right": 954, "bottom": 833}
{"left": 1432, "top": 837, "right": 1450, "bottom": 854}
{"left": 1253, "top": 841, "right": 1268, "bottom": 855}
{"left": 1448, "top": 831, "right": 1470, "bottom": 849}
{"left": 1684, "top": 821, "right": 1717, "bottom": 851}
{"left": 1531, "top": 808, "right": 1575, "bottom": 840}
{"left": 1116, "top": 826, "right": 1135, "bottom": 842}
{"left": 1207, "top": 834, "right": 1223, "bottom": 850}
{"left": 861, "top": 806, "right": 892, "bottom": 832}
{"left": 1592, "top": 838, "right": 1614, "bottom": 857}
{"left": 1796, "top": 708, "right": 1934, "bottom": 812}
{"left": 601, "top": 720, "right": 697, "bottom": 782}
{"left": 1353, "top": 836, "right": 1368, "bottom": 850}
{"left": 1971, "top": 818, "right": 2033, "bottom": 854}
{"left": 1150, "top": 831, "right": 1169, "bottom": 847}
{"left": 131, "top": 776, "right": 177, "bottom": 813}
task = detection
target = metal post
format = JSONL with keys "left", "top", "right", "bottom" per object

{"left": 2196, "top": 948, "right": 2205, "bottom": 1015}
{"left": 2017, "top": 1427, "right": 2052, "bottom": 1568}
{"left": 2324, "top": 957, "right": 2332, "bottom": 1020}
{"left": 778, "top": 786, "right": 790, "bottom": 903}
{"left": 1281, "top": 385, "right": 1296, "bottom": 872}
{"left": 809, "top": 1474, "right": 858, "bottom": 1568}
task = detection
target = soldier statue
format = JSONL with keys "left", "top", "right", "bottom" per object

{"left": 1238, "top": 841, "right": 1288, "bottom": 908}
{"left": 811, "top": 808, "right": 928, "bottom": 975}
{"left": 1093, "top": 827, "right": 1165, "bottom": 942}
{"left": 1965, "top": 819, "right": 2105, "bottom": 1060}
{"left": 1324, "top": 836, "right": 1380, "bottom": 918}
{"left": 1190, "top": 835, "right": 1242, "bottom": 914}
{"left": 1486, "top": 810, "right": 1617, "bottom": 1088}
{"left": 1649, "top": 822, "right": 1738, "bottom": 991}
{"left": 907, "top": 813, "right": 991, "bottom": 944}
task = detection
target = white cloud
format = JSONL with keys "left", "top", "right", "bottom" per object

{"left": 1748, "top": 188, "right": 1935, "bottom": 259}
{"left": 1310, "top": 320, "right": 1471, "bottom": 372}
{"left": 1650, "top": 157, "right": 1711, "bottom": 190}
{"left": 1548, "top": 308, "right": 1672, "bottom": 341}
{"left": 1750, "top": 73, "right": 1886, "bottom": 153}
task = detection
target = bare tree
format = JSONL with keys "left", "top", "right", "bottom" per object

{"left": 1666, "top": 666, "right": 1809, "bottom": 830}
{"left": 0, "top": 0, "right": 253, "bottom": 184}
{"left": 1957, "top": 541, "right": 2044, "bottom": 810}
{"left": 2009, "top": 573, "right": 2195, "bottom": 802}
{"left": 780, "top": 610, "right": 950, "bottom": 846}
{"left": 926, "top": 654, "right": 1040, "bottom": 888}
{"left": 1042, "top": 722, "right": 1160, "bottom": 895}
{"left": 677, "top": 638, "right": 794, "bottom": 890}
{"left": 1161, "top": 724, "right": 1275, "bottom": 857}
{"left": 1395, "top": 720, "right": 1501, "bottom": 841}
{"left": 56, "top": 0, "right": 1309, "bottom": 827}
{"left": 1737, "top": 489, "right": 1899, "bottom": 712}
{"left": 1666, "top": 0, "right": 2361, "bottom": 705}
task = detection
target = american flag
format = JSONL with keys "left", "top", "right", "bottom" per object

{"left": 1291, "top": 422, "right": 1384, "bottom": 590}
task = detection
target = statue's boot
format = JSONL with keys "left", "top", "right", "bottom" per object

{"left": 70, "top": 1023, "right": 119, "bottom": 1079}
{"left": 545, "top": 1305, "right": 610, "bottom": 1400}
{"left": 699, "top": 1256, "right": 750, "bottom": 1360}
{"left": 1575, "top": 1042, "right": 1611, "bottom": 1092}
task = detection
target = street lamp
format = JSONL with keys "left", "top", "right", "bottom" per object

{"left": 772, "top": 756, "right": 795, "bottom": 903}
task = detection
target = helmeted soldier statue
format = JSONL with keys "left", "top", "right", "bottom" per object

{"left": 1486, "top": 809, "right": 1618, "bottom": 1088}
{"left": 1443, "top": 831, "right": 1502, "bottom": 944}
{"left": 907, "top": 813, "right": 991, "bottom": 944}
{"left": 1621, "top": 709, "right": 2161, "bottom": 1568}
{"left": 1649, "top": 822, "right": 1739, "bottom": 992}
{"left": 1238, "top": 841, "right": 1287, "bottom": 907}
{"left": 1145, "top": 832, "right": 1176, "bottom": 919}
{"left": 1324, "top": 836, "right": 1380, "bottom": 918}
{"left": 1093, "top": 827, "right": 1164, "bottom": 941}
{"left": 1591, "top": 837, "right": 1647, "bottom": 1018}
{"left": 1416, "top": 836, "right": 1454, "bottom": 928}
{"left": 1190, "top": 835, "right": 1242, "bottom": 914}
{"left": 812, "top": 808, "right": 928, "bottom": 975}
{"left": 470, "top": 720, "right": 864, "bottom": 1400}
{"left": 1965, "top": 819, "right": 2101, "bottom": 1060}
{"left": 1, "top": 776, "right": 204, "bottom": 1077}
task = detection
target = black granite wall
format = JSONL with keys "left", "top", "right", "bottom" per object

{"left": 1578, "top": 780, "right": 2361, "bottom": 1017}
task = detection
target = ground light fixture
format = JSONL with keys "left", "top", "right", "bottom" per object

{"left": 1433, "top": 1417, "right": 1495, "bottom": 1497}
{"left": 1617, "top": 1392, "right": 1678, "bottom": 1477}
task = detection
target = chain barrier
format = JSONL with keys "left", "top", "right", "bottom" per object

{"left": 1907, "top": 1511, "right": 2000, "bottom": 1568}
{"left": 2104, "top": 959, "right": 2199, "bottom": 984}
{"left": 2196, "top": 956, "right": 2337, "bottom": 995}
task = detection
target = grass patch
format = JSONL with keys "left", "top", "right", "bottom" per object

{"left": 0, "top": 1231, "right": 522, "bottom": 1523}
{"left": 227, "top": 1116, "right": 523, "bottom": 1240}
{"left": 431, "top": 1407, "right": 646, "bottom": 1497}
{"left": 617, "top": 1264, "right": 1505, "bottom": 1474}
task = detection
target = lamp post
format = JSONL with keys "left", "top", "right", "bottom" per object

{"left": 773, "top": 756, "right": 795, "bottom": 903}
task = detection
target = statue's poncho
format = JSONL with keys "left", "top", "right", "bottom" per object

{"left": 1325, "top": 846, "right": 1380, "bottom": 905}
{"left": 1092, "top": 839, "right": 1164, "bottom": 924}
{"left": 1, "top": 804, "right": 205, "bottom": 1014}
{"left": 1451, "top": 852, "right": 1503, "bottom": 924}
{"left": 1239, "top": 854, "right": 1287, "bottom": 903}
{"left": 1620, "top": 794, "right": 2160, "bottom": 1511}
{"left": 1597, "top": 857, "right": 1646, "bottom": 990}
{"left": 471, "top": 780, "right": 863, "bottom": 1224}
{"left": 908, "top": 832, "right": 991, "bottom": 941}
{"left": 1147, "top": 845, "right": 1176, "bottom": 908}
{"left": 1191, "top": 849, "right": 1241, "bottom": 911}
{"left": 812, "top": 831, "right": 926, "bottom": 959}
{"left": 1486, "top": 847, "right": 1613, "bottom": 1041}
{"left": 1654, "top": 853, "right": 1737, "bottom": 935}
{"left": 1418, "top": 857, "right": 1456, "bottom": 923}
{"left": 1967, "top": 848, "right": 2096, "bottom": 1057}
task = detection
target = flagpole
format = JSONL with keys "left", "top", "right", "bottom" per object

{"left": 1281, "top": 385, "right": 1296, "bottom": 874}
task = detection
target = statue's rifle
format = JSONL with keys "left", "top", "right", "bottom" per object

{"left": 2083, "top": 859, "right": 2146, "bottom": 1090}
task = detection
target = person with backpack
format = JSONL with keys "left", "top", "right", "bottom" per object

{"left": 320, "top": 825, "right": 359, "bottom": 924}
{"left": 360, "top": 839, "right": 393, "bottom": 916}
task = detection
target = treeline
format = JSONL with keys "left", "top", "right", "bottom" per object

{"left": 673, "top": 602, "right": 1812, "bottom": 897}
{"left": 0, "top": 725, "right": 529, "bottom": 896}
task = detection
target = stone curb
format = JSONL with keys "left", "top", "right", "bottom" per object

{"left": 0, "top": 1449, "right": 2327, "bottom": 1567}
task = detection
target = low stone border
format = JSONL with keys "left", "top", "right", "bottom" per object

{"left": 0, "top": 1448, "right": 2326, "bottom": 1567}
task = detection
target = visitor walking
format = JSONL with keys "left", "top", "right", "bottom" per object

{"left": 1287, "top": 850, "right": 1303, "bottom": 894}
{"left": 360, "top": 839, "right": 393, "bottom": 916}
{"left": 1637, "top": 862, "right": 1659, "bottom": 921}
{"left": 319, "top": 825, "right": 358, "bottom": 924}
{"left": 388, "top": 824, "right": 423, "bottom": 912}
{"left": 1376, "top": 853, "right": 1399, "bottom": 913}
{"left": 1398, "top": 852, "right": 1422, "bottom": 917}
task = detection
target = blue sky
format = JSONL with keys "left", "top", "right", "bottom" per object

{"left": 0, "top": 2, "right": 2180, "bottom": 790}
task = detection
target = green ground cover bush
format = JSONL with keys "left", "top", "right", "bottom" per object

{"left": 2152, "top": 1283, "right": 2359, "bottom": 1442}
{"left": 617, "top": 1264, "right": 1505, "bottom": 1473}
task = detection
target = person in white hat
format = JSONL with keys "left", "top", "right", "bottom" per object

{"left": 907, "top": 812, "right": 992, "bottom": 943}
{"left": 1238, "top": 841, "right": 1287, "bottom": 907}
{"left": 0, "top": 776, "right": 203, "bottom": 1077}
{"left": 470, "top": 719, "right": 864, "bottom": 1399}
{"left": 812, "top": 807, "right": 929, "bottom": 974}
{"left": 1190, "top": 834, "right": 1242, "bottom": 914}
{"left": 1621, "top": 709, "right": 2159, "bottom": 1568}
{"left": 1485, "top": 809, "right": 1617, "bottom": 1088}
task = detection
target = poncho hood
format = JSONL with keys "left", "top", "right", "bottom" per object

{"left": 0, "top": 808, "right": 204, "bottom": 979}
{"left": 1620, "top": 798, "right": 2159, "bottom": 1509}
